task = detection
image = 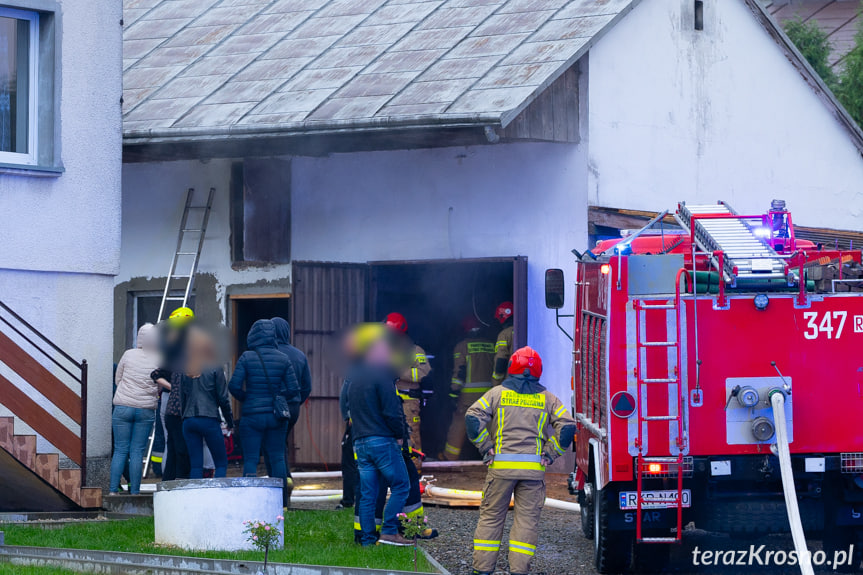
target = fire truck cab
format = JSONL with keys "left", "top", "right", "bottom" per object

{"left": 546, "top": 201, "right": 863, "bottom": 573}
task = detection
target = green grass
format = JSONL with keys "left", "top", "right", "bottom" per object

{"left": 0, "top": 567, "right": 82, "bottom": 575}
{"left": 1, "top": 510, "right": 435, "bottom": 573}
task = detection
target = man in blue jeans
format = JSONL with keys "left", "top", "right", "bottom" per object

{"left": 346, "top": 326, "right": 412, "bottom": 547}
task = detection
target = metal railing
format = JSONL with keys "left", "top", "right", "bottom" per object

{"left": 0, "top": 298, "right": 88, "bottom": 481}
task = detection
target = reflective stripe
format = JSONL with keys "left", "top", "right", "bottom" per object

{"left": 478, "top": 397, "right": 490, "bottom": 410}
{"left": 490, "top": 460, "right": 546, "bottom": 471}
{"left": 445, "top": 443, "right": 461, "bottom": 455}
{"left": 495, "top": 340, "right": 508, "bottom": 351}
{"left": 495, "top": 408, "right": 505, "bottom": 453}
{"left": 509, "top": 540, "right": 536, "bottom": 555}
{"left": 405, "top": 501, "right": 423, "bottom": 516}
{"left": 462, "top": 385, "right": 492, "bottom": 393}
{"left": 494, "top": 454, "right": 543, "bottom": 463}
{"left": 454, "top": 352, "right": 462, "bottom": 359}
{"left": 353, "top": 522, "right": 361, "bottom": 531}
{"left": 452, "top": 378, "right": 463, "bottom": 386}
{"left": 474, "top": 539, "right": 501, "bottom": 550}
{"left": 554, "top": 404, "right": 568, "bottom": 417}
{"left": 411, "top": 367, "right": 418, "bottom": 382}
{"left": 536, "top": 411, "right": 548, "bottom": 455}
{"left": 475, "top": 428, "right": 489, "bottom": 443}
{"left": 150, "top": 455, "right": 163, "bottom": 463}
{"left": 550, "top": 435, "right": 566, "bottom": 455}
{"left": 415, "top": 353, "right": 427, "bottom": 362}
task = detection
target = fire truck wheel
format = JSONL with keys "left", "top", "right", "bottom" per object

{"left": 580, "top": 482, "right": 595, "bottom": 539}
{"left": 594, "top": 484, "right": 634, "bottom": 573}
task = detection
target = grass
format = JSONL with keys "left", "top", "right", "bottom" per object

{"left": 0, "top": 510, "right": 436, "bottom": 573}
{"left": 0, "top": 567, "right": 82, "bottom": 574}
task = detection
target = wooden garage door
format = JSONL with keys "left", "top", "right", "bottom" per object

{"left": 291, "top": 262, "right": 368, "bottom": 467}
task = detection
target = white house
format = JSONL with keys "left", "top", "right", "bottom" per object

{"left": 119, "top": 0, "right": 863, "bottom": 469}
{"left": 0, "top": 0, "right": 121, "bottom": 509}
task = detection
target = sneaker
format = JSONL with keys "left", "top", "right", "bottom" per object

{"left": 418, "top": 527, "right": 439, "bottom": 539}
{"left": 377, "top": 533, "right": 414, "bottom": 546}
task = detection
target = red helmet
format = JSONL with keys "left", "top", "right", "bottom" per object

{"left": 461, "top": 315, "right": 480, "bottom": 332}
{"left": 495, "top": 301, "right": 514, "bottom": 324}
{"left": 384, "top": 312, "right": 408, "bottom": 334}
{"left": 508, "top": 346, "right": 542, "bottom": 378}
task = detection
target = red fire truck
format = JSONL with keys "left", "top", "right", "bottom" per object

{"left": 545, "top": 201, "right": 863, "bottom": 573}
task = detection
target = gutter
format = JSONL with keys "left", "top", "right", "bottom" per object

{"left": 123, "top": 113, "right": 504, "bottom": 145}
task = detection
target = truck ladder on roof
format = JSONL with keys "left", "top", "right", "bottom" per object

{"left": 677, "top": 201, "right": 787, "bottom": 284}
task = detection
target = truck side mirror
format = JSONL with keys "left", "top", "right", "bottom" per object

{"left": 545, "top": 269, "right": 565, "bottom": 309}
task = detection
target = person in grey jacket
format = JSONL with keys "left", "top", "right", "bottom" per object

{"left": 111, "top": 324, "right": 163, "bottom": 494}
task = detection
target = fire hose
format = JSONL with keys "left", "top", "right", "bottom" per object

{"left": 771, "top": 390, "right": 814, "bottom": 575}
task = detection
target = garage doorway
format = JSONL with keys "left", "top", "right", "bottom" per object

{"left": 291, "top": 257, "right": 526, "bottom": 467}
{"left": 231, "top": 295, "right": 292, "bottom": 355}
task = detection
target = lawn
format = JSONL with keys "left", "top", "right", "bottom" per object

{"left": 0, "top": 567, "right": 81, "bottom": 575}
{"left": 0, "top": 509, "right": 436, "bottom": 573}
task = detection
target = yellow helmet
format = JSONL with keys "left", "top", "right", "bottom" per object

{"left": 168, "top": 307, "right": 194, "bottom": 325}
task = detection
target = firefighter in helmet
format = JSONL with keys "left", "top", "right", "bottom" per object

{"left": 441, "top": 317, "right": 495, "bottom": 461}
{"left": 491, "top": 302, "right": 514, "bottom": 386}
{"left": 466, "top": 346, "right": 576, "bottom": 575}
{"left": 384, "top": 312, "right": 431, "bottom": 464}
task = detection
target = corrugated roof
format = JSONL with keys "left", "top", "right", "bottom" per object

{"left": 761, "top": 0, "right": 862, "bottom": 70}
{"left": 122, "top": 0, "right": 637, "bottom": 140}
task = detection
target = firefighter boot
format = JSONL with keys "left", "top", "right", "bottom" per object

{"left": 507, "top": 479, "right": 546, "bottom": 575}
{"left": 471, "top": 571, "right": 492, "bottom": 575}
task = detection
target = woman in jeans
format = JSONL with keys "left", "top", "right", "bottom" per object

{"left": 111, "top": 323, "right": 162, "bottom": 494}
{"left": 229, "top": 319, "right": 300, "bottom": 506}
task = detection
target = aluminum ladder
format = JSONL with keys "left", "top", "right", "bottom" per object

{"left": 633, "top": 297, "right": 687, "bottom": 543}
{"left": 157, "top": 188, "right": 216, "bottom": 322}
{"left": 677, "top": 201, "right": 787, "bottom": 284}
{"left": 142, "top": 187, "right": 215, "bottom": 480}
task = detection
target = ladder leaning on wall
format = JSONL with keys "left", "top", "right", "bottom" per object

{"left": 142, "top": 188, "right": 215, "bottom": 481}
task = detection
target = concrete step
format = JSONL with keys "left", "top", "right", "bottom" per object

{"left": 103, "top": 493, "right": 153, "bottom": 516}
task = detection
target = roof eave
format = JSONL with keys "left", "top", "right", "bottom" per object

{"left": 744, "top": 0, "right": 863, "bottom": 156}
{"left": 122, "top": 113, "right": 505, "bottom": 146}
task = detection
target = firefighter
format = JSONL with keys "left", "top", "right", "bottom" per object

{"left": 490, "top": 301, "right": 514, "bottom": 386}
{"left": 384, "top": 312, "right": 431, "bottom": 461}
{"left": 441, "top": 317, "right": 495, "bottom": 461}
{"left": 466, "top": 346, "right": 576, "bottom": 575}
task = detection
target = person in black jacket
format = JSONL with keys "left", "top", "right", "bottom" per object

{"left": 179, "top": 366, "right": 234, "bottom": 479}
{"left": 229, "top": 319, "right": 300, "bottom": 507}
{"left": 346, "top": 328, "right": 412, "bottom": 547}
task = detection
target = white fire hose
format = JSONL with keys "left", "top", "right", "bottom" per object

{"left": 771, "top": 391, "right": 814, "bottom": 575}
{"left": 423, "top": 485, "right": 580, "bottom": 512}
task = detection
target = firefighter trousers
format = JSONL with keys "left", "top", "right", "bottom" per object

{"left": 401, "top": 397, "right": 422, "bottom": 459}
{"left": 442, "top": 391, "right": 485, "bottom": 460}
{"left": 473, "top": 475, "right": 546, "bottom": 574}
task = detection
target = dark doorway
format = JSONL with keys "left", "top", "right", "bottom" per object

{"left": 232, "top": 296, "right": 292, "bottom": 355}
{"left": 370, "top": 258, "right": 526, "bottom": 460}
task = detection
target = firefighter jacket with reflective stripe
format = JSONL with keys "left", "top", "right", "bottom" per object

{"left": 397, "top": 343, "right": 431, "bottom": 392}
{"left": 451, "top": 335, "right": 495, "bottom": 394}
{"left": 466, "top": 375, "right": 576, "bottom": 480}
{"left": 491, "top": 325, "right": 514, "bottom": 384}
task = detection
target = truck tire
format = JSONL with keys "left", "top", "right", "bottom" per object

{"left": 823, "top": 525, "right": 862, "bottom": 573}
{"left": 580, "top": 482, "right": 595, "bottom": 539}
{"left": 594, "top": 484, "right": 634, "bottom": 573}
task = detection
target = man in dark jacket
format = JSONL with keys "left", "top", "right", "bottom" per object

{"left": 229, "top": 319, "right": 300, "bottom": 508}
{"left": 346, "top": 329, "right": 413, "bottom": 547}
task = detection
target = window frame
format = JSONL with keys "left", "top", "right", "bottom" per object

{"left": 0, "top": 5, "right": 38, "bottom": 166}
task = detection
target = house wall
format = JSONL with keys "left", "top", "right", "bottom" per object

{"left": 119, "top": 140, "right": 588, "bottom": 410}
{"left": 587, "top": 0, "right": 863, "bottom": 229}
{"left": 0, "top": 0, "right": 122, "bottom": 479}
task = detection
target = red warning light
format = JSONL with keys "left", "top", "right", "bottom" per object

{"left": 600, "top": 264, "right": 611, "bottom": 275}
{"left": 647, "top": 463, "right": 663, "bottom": 474}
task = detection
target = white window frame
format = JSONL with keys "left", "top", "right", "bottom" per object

{"left": 0, "top": 6, "right": 38, "bottom": 166}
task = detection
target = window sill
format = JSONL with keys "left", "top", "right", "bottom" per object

{"left": 0, "top": 162, "right": 64, "bottom": 177}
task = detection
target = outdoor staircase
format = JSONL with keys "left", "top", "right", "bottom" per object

{"left": 0, "top": 300, "right": 100, "bottom": 511}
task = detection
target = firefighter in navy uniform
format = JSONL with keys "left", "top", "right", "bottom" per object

{"left": 384, "top": 312, "right": 431, "bottom": 461}
{"left": 490, "top": 302, "right": 514, "bottom": 386}
{"left": 466, "top": 346, "right": 576, "bottom": 575}
{"left": 441, "top": 317, "right": 495, "bottom": 461}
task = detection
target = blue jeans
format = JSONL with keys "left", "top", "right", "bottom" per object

{"left": 241, "top": 413, "right": 289, "bottom": 503}
{"left": 354, "top": 435, "right": 410, "bottom": 545}
{"left": 183, "top": 417, "right": 227, "bottom": 478}
{"left": 110, "top": 405, "right": 155, "bottom": 494}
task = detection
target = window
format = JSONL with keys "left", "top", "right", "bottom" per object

{"left": 230, "top": 158, "right": 292, "bottom": 266}
{"left": 0, "top": 7, "right": 37, "bottom": 165}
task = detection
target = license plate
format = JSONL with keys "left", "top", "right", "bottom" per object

{"left": 619, "top": 489, "right": 691, "bottom": 510}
